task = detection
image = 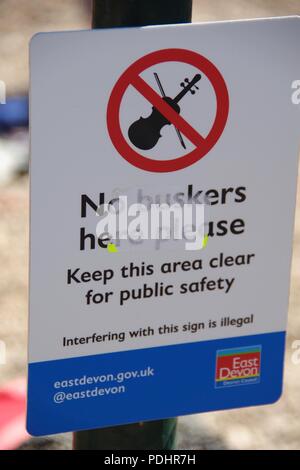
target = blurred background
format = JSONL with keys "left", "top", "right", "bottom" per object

{"left": 0, "top": 0, "right": 299, "bottom": 450}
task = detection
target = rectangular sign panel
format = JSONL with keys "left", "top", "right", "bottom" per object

{"left": 28, "top": 17, "right": 300, "bottom": 435}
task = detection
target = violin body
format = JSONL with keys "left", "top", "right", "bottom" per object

{"left": 128, "top": 97, "right": 180, "bottom": 151}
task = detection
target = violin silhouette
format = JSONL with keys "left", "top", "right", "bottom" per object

{"left": 128, "top": 73, "right": 201, "bottom": 151}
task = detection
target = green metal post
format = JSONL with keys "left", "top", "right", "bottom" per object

{"left": 73, "top": 0, "right": 193, "bottom": 451}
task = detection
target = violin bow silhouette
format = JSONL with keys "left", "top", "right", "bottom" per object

{"left": 128, "top": 72, "right": 201, "bottom": 151}
{"left": 154, "top": 72, "right": 186, "bottom": 150}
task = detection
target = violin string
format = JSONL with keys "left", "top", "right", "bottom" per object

{"left": 153, "top": 72, "right": 186, "bottom": 150}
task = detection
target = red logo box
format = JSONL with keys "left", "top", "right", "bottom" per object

{"left": 215, "top": 346, "right": 261, "bottom": 388}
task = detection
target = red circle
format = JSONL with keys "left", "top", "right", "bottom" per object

{"left": 107, "top": 48, "right": 229, "bottom": 173}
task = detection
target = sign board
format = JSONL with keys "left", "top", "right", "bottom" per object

{"left": 28, "top": 17, "right": 300, "bottom": 436}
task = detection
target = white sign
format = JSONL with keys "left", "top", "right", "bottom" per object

{"left": 28, "top": 17, "right": 300, "bottom": 436}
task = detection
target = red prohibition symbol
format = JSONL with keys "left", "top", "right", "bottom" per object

{"left": 107, "top": 48, "right": 229, "bottom": 173}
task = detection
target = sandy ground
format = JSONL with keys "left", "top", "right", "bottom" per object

{"left": 0, "top": 0, "right": 300, "bottom": 450}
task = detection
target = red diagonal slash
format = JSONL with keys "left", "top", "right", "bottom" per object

{"left": 131, "top": 75, "right": 205, "bottom": 148}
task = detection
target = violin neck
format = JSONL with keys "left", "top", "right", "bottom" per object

{"left": 174, "top": 87, "right": 190, "bottom": 104}
{"left": 173, "top": 73, "right": 201, "bottom": 104}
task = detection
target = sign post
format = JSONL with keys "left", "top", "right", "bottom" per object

{"left": 72, "top": 0, "right": 193, "bottom": 450}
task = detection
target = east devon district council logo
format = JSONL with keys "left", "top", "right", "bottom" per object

{"left": 215, "top": 345, "right": 261, "bottom": 389}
